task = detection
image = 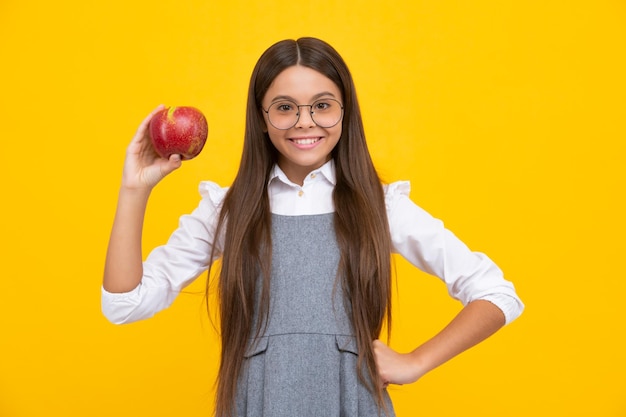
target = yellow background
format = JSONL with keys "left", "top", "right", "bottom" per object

{"left": 1, "top": 1, "right": 624, "bottom": 416}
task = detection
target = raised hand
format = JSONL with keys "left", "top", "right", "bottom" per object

{"left": 122, "top": 105, "right": 183, "bottom": 191}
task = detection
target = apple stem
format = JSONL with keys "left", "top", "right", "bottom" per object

{"left": 167, "top": 106, "right": 177, "bottom": 122}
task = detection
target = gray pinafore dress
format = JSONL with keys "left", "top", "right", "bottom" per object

{"left": 235, "top": 213, "right": 395, "bottom": 417}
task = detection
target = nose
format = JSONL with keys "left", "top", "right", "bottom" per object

{"left": 295, "top": 105, "right": 316, "bottom": 128}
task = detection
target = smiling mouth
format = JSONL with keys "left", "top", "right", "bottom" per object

{"left": 291, "top": 137, "right": 321, "bottom": 145}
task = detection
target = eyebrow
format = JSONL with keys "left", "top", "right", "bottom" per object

{"left": 268, "top": 91, "right": 338, "bottom": 103}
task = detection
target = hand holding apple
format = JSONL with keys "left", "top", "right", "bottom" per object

{"left": 149, "top": 106, "right": 208, "bottom": 160}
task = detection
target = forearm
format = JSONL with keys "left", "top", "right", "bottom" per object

{"left": 103, "top": 187, "right": 151, "bottom": 293}
{"left": 410, "top": 299, "right": 505, "bottom": 378}
{"left": 374, "top": 299, "right": 507, "bottom": 386}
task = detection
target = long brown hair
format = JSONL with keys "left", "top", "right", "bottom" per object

{"left": 208, "top": 37, "right": 392, "bottom": 416}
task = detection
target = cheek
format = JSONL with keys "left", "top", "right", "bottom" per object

{"left": 331, "top": 126, "right": 343, "bottom": 142}
{"left": 266, "top": 130, "right": 282, "bottom": 149}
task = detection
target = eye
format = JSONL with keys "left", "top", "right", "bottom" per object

{"left": 313, "top": 100, "right": 332, "bottom": 111}
{"left": 273, "top": 102, "right": 296, "bottom": 112}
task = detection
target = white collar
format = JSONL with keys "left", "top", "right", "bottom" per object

{"left": 268, "top": 160, "right": 337, "bottom": 187}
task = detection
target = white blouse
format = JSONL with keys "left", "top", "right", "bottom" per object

{"left": 102, "top": 160, "right": 524, "bottom": 325}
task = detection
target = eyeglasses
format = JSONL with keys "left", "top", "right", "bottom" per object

{"left": 262, "top": 98, "right": 344, "bottom": 130}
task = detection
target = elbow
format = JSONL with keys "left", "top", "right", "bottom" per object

{"left": 101, "top": 301, "right": 140, "bottom": 325}
{"left": 100, "top": 284, "right": 153, "bottom": 325}
{"left": 100, "top": 281, "right": 172, "bottom": 324}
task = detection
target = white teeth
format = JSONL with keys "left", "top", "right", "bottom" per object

{"left": 292, "top": 138, "right": 319, "bottom": 145}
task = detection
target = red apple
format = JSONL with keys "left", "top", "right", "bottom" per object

{"left": 149, "top": 106, "right": 208, "bottom": 160}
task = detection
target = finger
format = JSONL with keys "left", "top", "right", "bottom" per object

{"left": 372, "top": 339, "right": 388, "bottom": 357}
{"left": 141, "top": 155, "right": 181, "bottom": 187}
{"left": 160, "top": 154, "right": 182, "bottom": 176}
{"left": 132, "top": 104, "right": 166, "bottom": 143}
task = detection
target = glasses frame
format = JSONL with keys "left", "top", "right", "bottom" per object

{"left": 262, "top": 98, "right": 344, "bottom": 130}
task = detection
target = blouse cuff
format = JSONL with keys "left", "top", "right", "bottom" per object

{"left": 479, "top": 293, "right": 525, "bottom": 325}
{"left": 101, "top": 284, "right": 144, "bottom": 325}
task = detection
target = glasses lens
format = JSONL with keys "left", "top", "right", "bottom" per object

{"left": 268, "top": 101, "right": 299, "bottom": 129}
{"left": 267, "top": 99, "right": 343, "bottom": 129}
{"left": 311, "top": 99, "right": 343, "bottom": 128}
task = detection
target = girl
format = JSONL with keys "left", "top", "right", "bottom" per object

{"left": 103, "top": 37, "right": 524, "bottom": 417}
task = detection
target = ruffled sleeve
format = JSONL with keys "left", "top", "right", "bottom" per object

{"left": 383, "top": 181, "right": 412, "bottom": 213}
{"left": 384, "top": 181, "right": 524, "bottom": 324}
{"left": 101, "top": 181, "right": 229, "bottom": 324}
{"left": 199, "top": 180, "right": 228, "bottom": 209}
